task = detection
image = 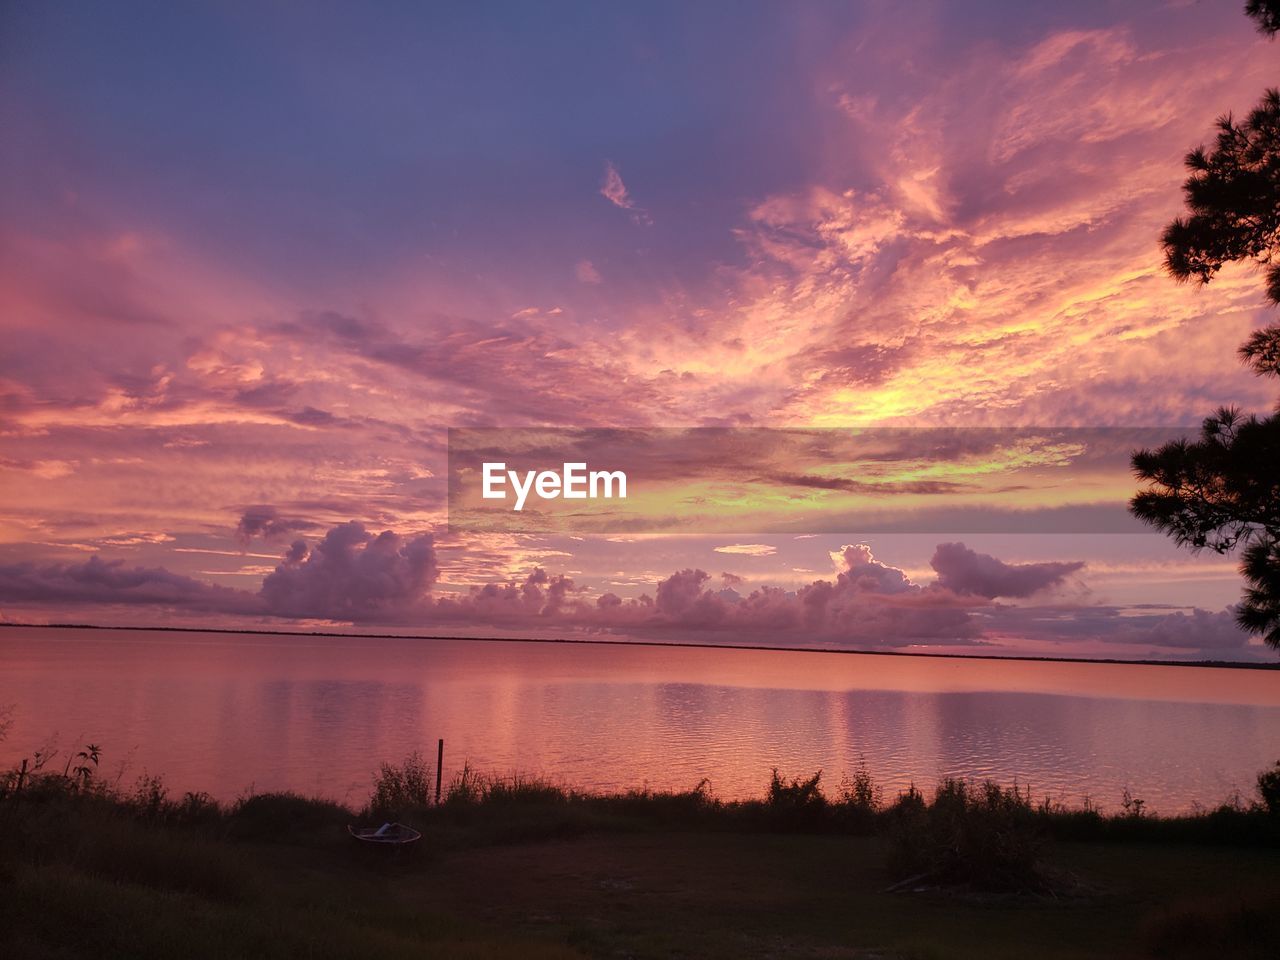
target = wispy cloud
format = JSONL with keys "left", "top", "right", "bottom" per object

{"left": 713, "top": 544, "right": 777, "bottom": 556}
{"left": 575, "top": 259, "right": 603, "bottom": 284}
{"left": 0, "top": 5, "right": 1271, "bottom": 658}
{"left": 600, "top": 161, "right": 652, "bottom": 225}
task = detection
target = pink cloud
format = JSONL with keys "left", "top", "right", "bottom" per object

{"left": 930, "top": 542, "right": 1084, "bottom": 598}
{"left": 575, "top": 259, "right": 603, "bottom": 284}
{"left": 714, "top": 544, "right": 776, "bottom": 556}
{"left": 1128, "top": 607, "right": 1251, "bottom": 651}
{"left": 599, "top": 161, "right": 651, "bottom": 225}
{"left": 235, "top": 505, "right": 317, "bottom": 544}
{"left": 0, "top": 555, "right": 260, "bottom": 615}
{"left": 259, "top": 522, "right": 438, "bottom": 621}
{"left": 0, "top": 8, "right": 1272, "bottom": 665}
{"left": 0, "top": 522, "right": 1255, "bottom": 657}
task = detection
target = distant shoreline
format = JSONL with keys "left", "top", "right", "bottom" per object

{"left": 2, "top": 619, "right": 1277, "bottom": 671}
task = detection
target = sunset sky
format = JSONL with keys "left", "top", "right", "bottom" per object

{"left": 2, "top": 0, "right": 1278, "bottom": 660}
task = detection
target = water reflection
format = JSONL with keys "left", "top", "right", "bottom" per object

{"left": 1, "top": 627, "right": 1277, "bottom": 812}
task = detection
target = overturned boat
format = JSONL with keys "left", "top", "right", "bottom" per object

{"left": 347, "top": 822, "right": 422, "bottom": 846}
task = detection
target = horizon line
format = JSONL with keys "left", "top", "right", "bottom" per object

{"left": 1, "top": 620, "right": 1276, "bottom": 671}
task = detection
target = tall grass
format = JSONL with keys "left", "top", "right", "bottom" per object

{"left": 886, "top": 778, "right": 1045, "bottom": 892}
{"left": 6, "top": 742, "right": 1280, "bottom": 898}
{"left": 0, "top": 755, "right": 582, "bottom": 959}
{"left": 444, "top": 763, "right": 570, "bottom": 807}
{"left": 367, "top": 750, "right": 435, "bottom": 818}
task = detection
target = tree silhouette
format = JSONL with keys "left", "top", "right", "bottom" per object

{"left": 1131, "top": 411, "right": 1280, "bottom": 647}
{"left": 1131, "top": 4, "right": 1280, "bottom": 650}
{"left": 1247, "top": 1, "right": 1280, "bottom": 37}
{"left": 1160, "top": 89, "right": 1280, "bottom": 304}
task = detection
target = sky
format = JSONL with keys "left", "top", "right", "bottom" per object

{"left": 1, "top": 0, "right": 1278, "bottom": 661}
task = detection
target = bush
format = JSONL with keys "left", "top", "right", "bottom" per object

{"left": 126, "top": 774, "right": 222, "bottom": 826}
{"left": 1258, "top": 761, "right": 1280, "bottom": 816}
{"left": 128, "top": 774, "right": 171, "bottom": 820}
{"left": 173, "top": 791, "right": 222, "bottom": 826}
{"left": 887, "top": 783, "right": 926, "bottom": 819}
{"left": 765, "top": 769, "right": 827, "bottom": 830}
{"left": 834, "top": 766, "right": 881, "bottom": 832}
{"left": 368, "top": 752, "right": 435, "bottom": 818}
{"left": 888, "top": 778, "right": 1045, "bottom": 892}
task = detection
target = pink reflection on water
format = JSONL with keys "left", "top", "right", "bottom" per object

{"left": 1, "top": 627, "right": 1277, "bottom": 813}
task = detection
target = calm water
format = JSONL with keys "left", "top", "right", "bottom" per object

{"left": 2, "top": 627, "right": 1278, "bottom": 813}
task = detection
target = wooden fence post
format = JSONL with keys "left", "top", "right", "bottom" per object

{"left": 435, "top": 738, "right": 444, "bottom": 805}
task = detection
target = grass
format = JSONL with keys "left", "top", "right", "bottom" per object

{"left": 0, "top": 780, "right": 582, "bottom": 960}
{"left": 1142, "top": 895, "right": 1280, "bottom": 959}
{"left": 2, "top": 754, "right": 1279, "bottom": 959}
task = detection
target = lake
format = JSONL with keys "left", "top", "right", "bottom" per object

{"left": 2, "top": 626, "right": 1278, "bottom": 813}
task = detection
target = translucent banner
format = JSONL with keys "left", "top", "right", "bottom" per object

{"left": 446, "top": 427, "right": 1188, "bottom": 535}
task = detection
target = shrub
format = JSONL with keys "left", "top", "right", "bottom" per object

{"left": 368, "top": 751, "right": 435, "bottom": 818}
{"left": 1258, "top": 761, "right": 1280, "bottom": 816}
{"left": 888, "top": 778, "right": 1044, "bottom": 892}
{"left": 887, "top": 783, "right": 926, "bottom": 818}
{"left": 173, "top": 791, "right": 222, "bottom": 826}
{"left": 834, "top": 766, "right": 881, "bottom": 832}
{"left": 1122, "top": 787, "right": 1148, "bottom": 818}
{"left": 129, "top": 774, "right": 170, "bottom": 820}
{"left": 765, "top": 769, "right": 827, "bottom": 830}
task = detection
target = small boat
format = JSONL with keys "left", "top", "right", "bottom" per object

{"left": 347, "top": 822, "right": 422, "bottom": 846}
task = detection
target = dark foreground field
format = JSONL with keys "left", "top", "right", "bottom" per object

{"left": 3, "top": 763, "right": 1280, "bottom": 959}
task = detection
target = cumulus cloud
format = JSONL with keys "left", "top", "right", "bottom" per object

{"left": 1125, "top": 607, "right": 1251, "bottom": 651}
{"left": 831, "top": 543, "right": 919, "bottom": 595}
{"left": 259, "top": 521, "right": 438, "bottom": 620}
{"left": 0, "top": 528, "right": 978, "bottom": 643}
{"left": 985, "top": 601, "right": 1255, "bottom": 656}
{"left": 0, "top": 555, "right": 259, "bottom": 614}
{"left": 0, "top": 525, "right": 1244, "bottom": 657}
{"left": 653, "top": 568, "right": 728, "bottom": 626}
{"left": 930, "top": 542, "right": 1083, "bottom": 598}
{"left": 572, "top": 542, "right": 977, "bottom": 644}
